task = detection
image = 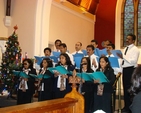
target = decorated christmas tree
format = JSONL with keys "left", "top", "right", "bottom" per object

{"left": 0, "top": 25, "right": 22, "bottom": 95}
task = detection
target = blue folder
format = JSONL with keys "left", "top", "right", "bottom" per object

{"left": 108, "top": 57, "right": 119, "bottom": 68}
{"left": 73, "top": 54, "right": 84, "bottom": 69}
{"left": 48, "top": 66, "right": 69, "bottom": 75}
{"left": 76, "top": 72, "right": 93, "bottom": 81}
{"left": 12, "top": 71, "right": 29, "bottom": 78}
{"left": 52, "top": 51, "right": 60, "bottom": 57}
{"left": 34, "top": 56, "right": 44, "bottom": 65}
{"left": 110, "top": 50, "right": 122, "bottom": 58}
{"left": 82, "top": 50, "right": 87, "bottom": 56}
{"left": 73, "top": 53, "right": 84, "bottom": 57}
{"left": 90, "top": 72, "right": 109, "bottom": 83}
{"left": 94, "top": 48, "right": 100, "bottom": 56}
{"left": 49, "top": 56, "right": 59, "bottom": 63}
{"left": 95, "top": 48, "right": 108, "bottom": 57}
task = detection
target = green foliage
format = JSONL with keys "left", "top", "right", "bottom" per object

{"left": 0, "top": 31, "right": 22, "bottom": 90}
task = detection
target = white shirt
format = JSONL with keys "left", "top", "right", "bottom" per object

{"left": 72, "top": 50, "right": 83, "bottom": 55}
{"left": 53, "top": 49, "right": 60, "bottom": 52}
{"left": 66, "top": 52, "right": 74, "bottom": 65}
{"left": 57, "top": 65, "right": 67, "bottom": 88}
{"left": 122, "top": 44, "right": 140, "bottom": 68}
{"left": 106, "top": 54, "right": 122, "bottom": 75}
{"left": 86, "top": 54, "right": 99, "bottom": 71}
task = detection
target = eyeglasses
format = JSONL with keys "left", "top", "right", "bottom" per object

{"left": 23, "top": 63, "right": 28, "bottom": 65}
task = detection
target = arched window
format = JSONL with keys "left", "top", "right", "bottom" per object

{"left": 122, "top": 0, "right": 141, "bottom": 47}
{"left": 137, "top": 0, "right": 141, "bottom": 46}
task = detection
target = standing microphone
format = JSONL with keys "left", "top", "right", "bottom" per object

{"left": 80, "top": 63, "right": 87, "bottom": 66}
{"left": 78, "top": 63, "right": 87, "bottom": 94}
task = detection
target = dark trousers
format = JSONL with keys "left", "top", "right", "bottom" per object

{"left": 123, "top": 66, "right": 135, "bottom": 110}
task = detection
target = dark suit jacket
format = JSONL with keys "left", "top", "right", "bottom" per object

{"left": 54, "top": 64, "right": 75, "bottom": 92}
{"left": 94, "top": 68, "right": 116, "bottom": 93}
{"left": 39, "top": 69, "right": 54, "bottom": 92}
{"left": 18, "top": 68, "right": 37, "bottom": 95}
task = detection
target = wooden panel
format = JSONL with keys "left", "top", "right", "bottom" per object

{"left": 0, "top": 98, "right": 77, "bottom": 113}
{"left": 65, "top": 87, "right": 84, "bottom": 113}
{"left": 67, "top": 0, "right": 80, "bottom": 5}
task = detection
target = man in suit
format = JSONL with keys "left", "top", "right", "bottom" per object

{"left": 118, "top": 33, "right": 140, "bottom": 113}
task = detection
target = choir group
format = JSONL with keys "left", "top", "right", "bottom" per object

{"left": 14, "top": 34, "right": 140, "bottom": 113}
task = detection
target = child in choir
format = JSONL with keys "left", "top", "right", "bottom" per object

{"left": 17, "top": 58, "right": 37, "bottom": 105}
{"left": 54, "top": 53, "right": 75, "bottom": 99}
{"left": 93, "top": 56, "right": 115, "bottom": 113}
{"left": 80, "top": 57, "right": 94, "bottom": 113}
{"left": 35, "top": 47, "right": 52, "bottom": 70}
{"left": 38, "top": 58, "right": 54, "bottom": 101}
{"left": 44, "top": 47, "right": 52, "bottom": 57}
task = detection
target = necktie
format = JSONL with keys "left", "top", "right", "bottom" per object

{"left": 122, "top": 47, "right": 129, "bottom": 65}
{"left": 124, "top": 47, "right": 129, "bottom": 55}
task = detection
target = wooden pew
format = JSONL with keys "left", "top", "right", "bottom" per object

{"left": 0, "top": 98, "right": 78, "bottom": 113}
{"left": 0, "top": 70, "right": 84, "bottom": 113}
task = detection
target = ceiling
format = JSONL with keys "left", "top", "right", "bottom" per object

{"left": 67, "top": 0, "right": 100, "bottom": 15}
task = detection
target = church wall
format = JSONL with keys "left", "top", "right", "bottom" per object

{"left": 49, "top": 1, "right": 95, "bottom": 53}
{"left": 5, "top": 0, "right": 95, "bottom": 58}
{"left": 7, "top": 0, "right": 37, "bottom": 58}
{"left": 0, "top": 0, "right": 8, "bottom": 37}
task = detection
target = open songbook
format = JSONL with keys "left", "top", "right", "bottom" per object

{"left": 52, "top": 51, "right": 60, "bottom": 57}
{"left": 48, "top": 66, "right": 71, "bottom": 75}
{"left": 12, "top": 70, "right": 29, "bottom": 78}
{"left": 108, "top": 57, "right": 119, "bottom": 68}
{"left": 110, "top": 50, "right": 122, "bottom": 58}
{"left": 73, "top": 53, "right": 84, "bottom": 69}
{"left": 95, "top": 48, "right": 108, "bottom": 57}
{"left": 29, "top": 74, "right": 51, "bottom": 79}
{"left": 34, "top": 56, "right": 44, "bottom": 65}
{"left": 34, "top": 56, "right": 59, "bottom": 65}
{"left": 90, "top": 72, "right": 109, "bottom": 83}
{"left": 76, "top": 72, "right": 93, "bottom": 81}
{"left": 76, "top": 72, "right": 109, "bottom": 83}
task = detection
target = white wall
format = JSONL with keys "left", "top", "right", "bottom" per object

{"left": 116, "top": 0, "right": 141, "bottom": 64}
{"left": 0, "top": 0, "right": 95, "bottom": 58}
{"left": 0, "top": 0, "right": 8, "bottom": 37}
{"left": 49, "top": 1, "right": 95, "bottom": 53}
{"left": 8, "top": 0, "right": 37, "bottom": 58}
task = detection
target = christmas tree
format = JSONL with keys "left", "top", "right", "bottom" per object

{"left": 0, "top": 25, "right": 22, "bottom": 95}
